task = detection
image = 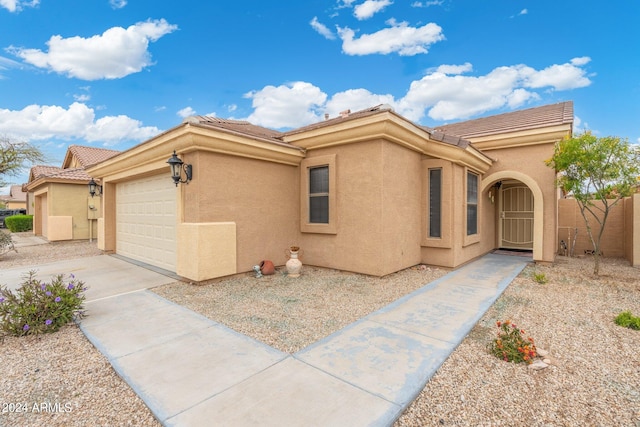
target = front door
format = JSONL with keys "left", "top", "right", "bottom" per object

{"left": 500, "top": 186, "right": 533, "bottom": 250}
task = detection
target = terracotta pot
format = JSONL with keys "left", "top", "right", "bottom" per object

{"left": 260, "top": 260, "right": 275, "bottom": 275}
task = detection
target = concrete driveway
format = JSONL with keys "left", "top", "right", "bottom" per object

{"left": 0, "top": 255, "right": 177, "bottom": 302}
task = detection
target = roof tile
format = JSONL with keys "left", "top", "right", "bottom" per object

{"left": 427, "top": 101, "right": 574, "bottom": 139}
{"left": 68, "top": 145, "right": 121, "bottom": 168}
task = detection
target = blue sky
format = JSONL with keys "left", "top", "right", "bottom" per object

{"left": 1, "top": 0, "right": 639, "bottom": 190}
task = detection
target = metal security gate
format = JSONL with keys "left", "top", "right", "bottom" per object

{"left": 500, "top": 186, "right": 534, "bottom": 250}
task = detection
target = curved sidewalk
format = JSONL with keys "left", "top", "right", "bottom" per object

{"left": 73, "top": 253, "right": 529, "bottom": 426}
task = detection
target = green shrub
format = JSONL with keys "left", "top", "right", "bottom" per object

{"left": 0, "top": 271, "right": 87, "bottom": 337}
{"left": 489, "top": 320, "right": 537, "bottom": 364}
{"left": 614, "top": 311, "right": 640, "bottom": 330}
{"left": 5, "top": 214, "right": 33, "bottom": 232}
{"left": 533, "top": 272, "right": 548, "bottom": 284}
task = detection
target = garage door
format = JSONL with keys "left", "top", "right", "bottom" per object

{"left": 116, "top": 174, "right": 177, "bottom": 271}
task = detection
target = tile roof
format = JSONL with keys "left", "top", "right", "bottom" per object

{"left": 184, "top": 116, "right": 284, "bottom": 142}
{"left": 41, "top": 168, "right": 91, "bottom": 182}
{"left": 8, "top": 185, "right": 26, "bottom": 201}
{"left": 30, "top": 165, "right": 63, "bottom": 180}
{"left": 427, "top": 101, "right": 574, "bottom": 139}
{"left": 67, "top": 145, "right": 121, "bottom": 168}
{"left": 281, "top": 104, "right": 394, "bottom": 137}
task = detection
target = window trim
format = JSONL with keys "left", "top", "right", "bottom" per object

{"left": 301, "top": 154, "right": 337, "bottom": 234}
{"left": 428, "top": 168, "right": 442, "bottom": 238}
{"left": 464, "top": 168, "right": 481, "bottom": 246}
{"left": 422, "top": 159, "right": 452, "bottom": 248}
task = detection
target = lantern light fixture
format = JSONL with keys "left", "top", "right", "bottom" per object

{"left": 167, "top": 150, "right": 192, "bottom": 186}
{"left": 88, "top": 178, "right": 102, "bottom": 197}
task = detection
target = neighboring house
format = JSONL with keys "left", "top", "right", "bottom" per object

{"left": 25, "top": 145, "right": 120, "bottom": 241}
{"left": 87, "top": 101, "right": 574, "bottom": 282}
{"left": 0, "top": 185, "right": 27, "bottom": 210}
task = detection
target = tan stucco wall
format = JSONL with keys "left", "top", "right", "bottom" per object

{"left": 177, "top": 222, "right": 237, "bottom": 281}
{"left": 5, "top": 201, "right": 26, "bottom": 210}
{"left": 31, "top": 183, "right": 96, "bottom": 241}
{"left": 558, "top": 197, "right": 628, "bottom": 259}
{"left": 420, "top": 162, "right": 495, "bottom": 268}
{"left": 298, "top": 140, "right": 425, "bottom": 276}
{"left": 47, "top": 183, "right": 97, "bottom": 240}
{"left": 480, "top": 143, "right": 557, "bottom": 263}
{"left": 47, "top": 216, "right": 73, "bottom": 241}
{"left": 183, "top": 151, "right": 300, "bottom": 274}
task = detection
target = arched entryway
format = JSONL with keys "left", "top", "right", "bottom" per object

{"left": 482, "top": 171, "right": 544, "bottom": 261}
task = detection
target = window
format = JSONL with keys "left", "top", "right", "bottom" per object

{"left": 429, "top": 168, "right": 441, "bottom": 238}
{"left": 466, "top": 171, "right": 478, "bottom": 235}
{"left": 301, "top": 154, "right": 336, "bottom": 234}
{"left": 309, "top": 166, "right": 329, "bottom": 223}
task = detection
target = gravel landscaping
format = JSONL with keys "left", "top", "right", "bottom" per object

{"left": 1, "top": 232, "right": 639, "bottom": 426}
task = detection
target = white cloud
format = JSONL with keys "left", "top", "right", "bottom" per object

{"left": 241, "top": 58, "right": 592, "bottom": 128}
{"left": 0, "top": 102, "right": 159, "bottom": 144}
{"left": 521, "top": 57, "right": 591, "bottom": 90}
{"left": 338, "top": 20, "right": 444, "bottom": 56}
{"left": 435, "top": 62, "right": 472, "bottom": 74}
{"left": 519, "top": 9, "right": 528, "bottom": 15}
{"left": 0, "top": 55, "right": 22, "bottom": 78}
{"left": 227, "top": 104, "right": 237, "bottom": 112}
{"left": 177, "top": 106, "right": 196, "bottom": 118}
{"left": 0, "top": 0, "right": 38, "bottom": 12}
{"left": 244, "top": 82, "right": 327, "bottom": 128}
{"left": 325, "top": 89, "right": 396, "bottom": 117}
{"left": 109, "top": 0, "right": 126, "bottom": 9}
{"left": 73, "top": 94, "right": 91, "bottom": 102}
{"left": 411, "top": 1, "right": 443, "bottom": 7}
{"left": 570, "top": 56, "right": 591, "bottom": 66}
{"left": 310, "top": 16, "right": 336, "bottom": 40}
{"left": 398, "top": 59, "right": 592, "bottom": 121}
{"left": 337, "top": 0, "right": 358, "bottom": 8}
{"left": 353, "top": 0, "right": 393, "bottom": 20}
{"left": 9, "top": 19, "right": 177, "bottom": 80}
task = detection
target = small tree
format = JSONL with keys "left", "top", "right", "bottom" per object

{"left": 0, "top": 136, "right": 45, "bottom": 187}
{"left": 546, "top": 131, "right": 640, "bottom": 275}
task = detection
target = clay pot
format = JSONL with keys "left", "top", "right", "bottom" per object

{"left": 260, "top": 260, "right": 275, "bottom": 275}
{"left": 285, "top": 247, "right": 302, "bottom": 277}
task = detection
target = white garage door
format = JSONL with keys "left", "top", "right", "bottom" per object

{"left": 116, "top": 174, "right": 177, "bottom": 272}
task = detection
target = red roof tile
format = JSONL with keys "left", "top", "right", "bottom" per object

{"left": 67, "top": 145, "right": 121, "bottom": 168}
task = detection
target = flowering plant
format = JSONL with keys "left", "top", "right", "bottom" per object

{"left": 489, "top": 320, "right": 537, "bottom": 364}
{"left": 0, "top": 271, "right": 87, "bottom": 337}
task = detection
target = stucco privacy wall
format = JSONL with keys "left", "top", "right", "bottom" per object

{"left": 558, "top": 196, "right": 635, "bottom": 260}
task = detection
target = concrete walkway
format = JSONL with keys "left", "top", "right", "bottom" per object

{"left": 1, "top": 252, "right": 529, "bottom": 426}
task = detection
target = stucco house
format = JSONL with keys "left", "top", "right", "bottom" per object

{"left": 0, "top": 185, "right": 27, "bottom": 210}
{"left": 86, "top": 101, "right": 574, "bottom": 282}
{"left": 25, "top": 145, "right": 120, "bottom": 241}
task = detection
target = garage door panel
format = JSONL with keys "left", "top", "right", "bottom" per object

{"left": 116, "top": 174, "right": 177, "bottom": 271}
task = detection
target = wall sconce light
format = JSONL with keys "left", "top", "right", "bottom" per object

{"left": 167, "top": 150, "right": 193, "bottom": 186}
{"left": 88, "top": 178, "right": 102, "bottom": 197}
{"left": 488, "top": 181, "right": 502, "bottom": 204}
